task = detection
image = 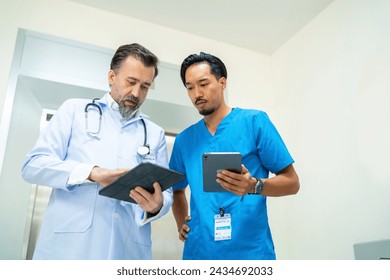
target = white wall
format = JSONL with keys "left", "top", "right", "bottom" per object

{"left": 270, "top": 0, "right": 390, "bottom": 259}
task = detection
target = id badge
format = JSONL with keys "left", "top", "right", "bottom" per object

{"left": 214, "top": 213, "right": 232, "bottom": 241}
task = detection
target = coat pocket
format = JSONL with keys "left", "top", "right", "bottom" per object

{"left": 50, "top": 184, "right": 97, "bottom": 233}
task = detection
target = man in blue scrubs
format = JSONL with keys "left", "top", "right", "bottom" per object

{"left": 21, "top": 43, "right": 173, "bottom": 259}
{"left": 169, "top": 52, "right": 300, "bottom": 259}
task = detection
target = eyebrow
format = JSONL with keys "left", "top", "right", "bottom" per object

{"left": 185, "top": 78, "right": 209, "bottom": 86}
{"left": 127, "top": 76, "right": 152, "bottom": 87}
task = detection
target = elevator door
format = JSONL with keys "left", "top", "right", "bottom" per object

{"left": 25, "top": 109, "right": 54, "bottom": 259}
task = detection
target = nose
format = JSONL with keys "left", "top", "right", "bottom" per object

{"left": 132, "top": 84, "right": 141, "bottom": 98}
{"left": 193, "top": 85, "right": 203, "bottom": 98}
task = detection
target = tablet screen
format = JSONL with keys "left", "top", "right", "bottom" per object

{"left": 99, "top": 162, "right": 185, "bottom": 203}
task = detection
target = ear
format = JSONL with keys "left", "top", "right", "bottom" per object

{"left": 219, "top": 77, "right": 227, "bottom": 89}
{"left": 108, "top": 69, "right": 115, "bottom": 86}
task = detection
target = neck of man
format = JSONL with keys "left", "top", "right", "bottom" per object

{"left": 204, "top": 104, "right": 232, "bottom": 136}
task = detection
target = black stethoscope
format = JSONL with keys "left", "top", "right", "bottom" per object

{"left": 85, "top": 98, "right": 150, "bottom": 156}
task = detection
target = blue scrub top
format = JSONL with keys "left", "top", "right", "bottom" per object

{"left": 169, "top": 108, "right": 294, "bottom": 260}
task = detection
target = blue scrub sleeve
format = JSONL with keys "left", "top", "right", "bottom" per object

{"left": 255, "top": 113, "right": 294, "bottom": 174}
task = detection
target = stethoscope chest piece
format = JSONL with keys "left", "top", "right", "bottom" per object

{"left": 137, "top": 145, "right": 150, "bottom": 156}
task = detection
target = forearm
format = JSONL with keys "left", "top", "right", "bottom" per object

{"left": 260, "top": 165, "right": 300, "bottom": 197}
{"left": 21, "top": 154, "right": 80, "bottom": 189}
{"left": 172, "top": 189, "right": 189, "bottom": 231}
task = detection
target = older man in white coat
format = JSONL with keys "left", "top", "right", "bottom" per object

{"left": 21, "top": 43, "right": 173, "bottom": 260}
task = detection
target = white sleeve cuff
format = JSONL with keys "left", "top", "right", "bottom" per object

{"left": 140, "top": 201, "right": 170, "bottom": 226}
{"left": 67, "top": 164, "right": 96, "bottom": 185}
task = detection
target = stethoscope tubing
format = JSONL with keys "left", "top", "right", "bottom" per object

{"left": 85, "top": 98, "right": 150, "bottom": 155}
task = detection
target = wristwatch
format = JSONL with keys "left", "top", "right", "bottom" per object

{"left": 253, "top": 178, "right": 264, "bottom": 194}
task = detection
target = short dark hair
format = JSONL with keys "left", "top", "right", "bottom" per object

{"left": 180, "top": 52, "right": 227, "bottom": 86}
{"left": 110, "top": 43, "right": 159, "bottom": 78}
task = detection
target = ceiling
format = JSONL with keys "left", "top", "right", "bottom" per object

{"left": 68, "top": 0, "right": 334, "bottom": 55}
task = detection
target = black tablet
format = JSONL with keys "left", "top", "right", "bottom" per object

{"left": 202, "top": 152, "right": 242, "bottom": 192}
{"left": 99, "top": 162, "right": 185, "bottom": 203}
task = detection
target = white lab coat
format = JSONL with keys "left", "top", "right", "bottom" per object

{"left": 21, "top": 93, "right": 173, "bottom": 259}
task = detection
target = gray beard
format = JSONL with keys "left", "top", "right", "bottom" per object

{"left": 118, "top": 101, "right": 139, "bottom": 118}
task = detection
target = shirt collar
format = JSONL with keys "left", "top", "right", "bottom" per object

{"left": 97, "top": 93, "right": 149, "bottom": 124}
